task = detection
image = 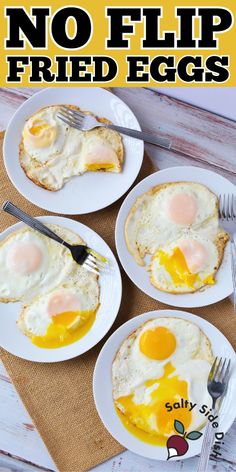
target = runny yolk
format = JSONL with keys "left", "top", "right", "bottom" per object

{"left": 31, "top": 309, "right": 97, "bottom": 349}
{"left": 139, "top": 327, "right": 176, "bottom": 360}
{"left": 86, "top": 163, "right": 115, "bottom": 171}
{"left": 116, "top": 363, "right": 192, "bottom": 446}
{"left": 84, "top": 144, "right": 118, "bottom": 171}
{"left": 157, "top": 247, "right": 198, "bottom": 288}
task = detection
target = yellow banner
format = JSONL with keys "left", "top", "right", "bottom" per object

{"left": 0, "top": 0, "right": 235, "bottom": 86}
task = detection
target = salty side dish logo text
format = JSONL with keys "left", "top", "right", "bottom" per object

{"left": 166, "top": 400, "right": 225, "bottom": 460}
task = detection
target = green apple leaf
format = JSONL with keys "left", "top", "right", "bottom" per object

{"left": 174, "top": 420, "right": 185, "bottom": 434}
{"left": 186, "top": 431, "right": 203, "bottom": 440}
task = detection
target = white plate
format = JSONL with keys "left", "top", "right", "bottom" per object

{"left": 3, "top": 88, "right": 143, "bottom": 215}
{"left": 115, "top": 166, "right": 234, "bottom": 308}
{"left": 93, "top": 309, "right": 236, "bottom": 461}
{"left": 0, "top": 216, "right": 122, "bottom": 362}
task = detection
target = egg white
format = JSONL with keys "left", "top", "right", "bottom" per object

{"left": 125, "top": 182, "right": 219, "bottom": 266}
{"left": 0, "top": 227, "right": 75, "bottom": 302}
{"left": 150, "top": 233, "right": 222, "bottom": 293}
{"left": 18, "top": 277, "right": 100, "bottom": 337}
{"left": 113, "top": 318, "right": 214, "bottom": 437}
{"left": 20, "top": 105, "right": 123, "bottom": 191}
{"left": 112, "top": 317, "right": 212, "bottom": 399}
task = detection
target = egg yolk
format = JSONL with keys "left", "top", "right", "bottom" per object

{"left": 84, "top": 144, "right": 117, "bottom": 171}
{"left": 157, "top": 247, "right": 198, "bottom": 288}
{"left": 179, "top": 239, "right": 207, "bottom": 274}
{"left": 31, "top": 309, "right": 97, "bottom": 349}
{"left": 203, "top": 275, "right": 215, "bottom": 285}
{"left": 7, "top": 242, "right": 43, "bottom": 275}
{"left": 24, "top": 119, "right": 57, "bottom": 148}
{"left": 139, "top": 327, "right": 176, "bottom": 360}
{"left": 47, "top": 290, "right": 81, "bottom": 316}
{"left": 116, "top": 363, "right": 192, "bottom": 446}
{"left": 167, "top": 193, "right": 198, "bottom": 225}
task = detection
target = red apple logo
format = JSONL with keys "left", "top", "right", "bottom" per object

{"left": 167, "top": 420, "right": 202, "bottom": 460}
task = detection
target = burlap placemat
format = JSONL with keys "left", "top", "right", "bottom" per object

{"left": 0, "top": 130, "right": 235, "bottom": 472}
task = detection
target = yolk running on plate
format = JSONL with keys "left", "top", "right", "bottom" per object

{"left": 31, "top": 309, "right": 97, "bottom": 349}
{"left": 139, "top": 327, "right": 176, "bottom": 360}
{"left": 85, "top": 163, "right": 115, "bottom": 171}
{"left": 157, "top": 247, "right": 199, "bottom": 288}
{"left": 116, "top": 363, "right": 192, "bottom": 446}
{"left": 203, "top": 275, "right": 215, "bottom": 285}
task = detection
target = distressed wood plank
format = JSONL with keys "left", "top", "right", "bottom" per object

{"left": 145, "top": 145, "right": 236, "bottom": 185}
{"left": 113, "top": 87, "right": 236, "bottom": 177}
{"left": 0, "top": 363, "right": 56, "bottom": 471}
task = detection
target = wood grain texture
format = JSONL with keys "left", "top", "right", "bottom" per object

{"left": 113, "top": 87, "right": 236, "bottom": 184}
{"left": 0, "top": 86, "right": 235, "bottom": 472}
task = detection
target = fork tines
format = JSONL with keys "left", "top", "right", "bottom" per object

{"left": 57, "top": 106, "right": 85, "bottom": 129}
{"left": 209, "top": 356, "right": 231, "bottom": 384}
{"left": 83, "top": 250, "right": 108, "bottom": 275}
{"left": 219, "top": 194, "right": 236, "bottom": 220}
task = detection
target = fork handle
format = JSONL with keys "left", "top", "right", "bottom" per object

{"left": 2, "top": 201, "right": 67, "bottom": 246}
{"left": 230, "top": 237, "right": 236, "bottom": 311}
{"left": 104, "top": 123, "right": 171, "bottom": 149}
{"left": 196, "top": 420, "right": 215, "bottom": 472}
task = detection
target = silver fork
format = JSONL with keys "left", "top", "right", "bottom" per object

{"left": 196, "top": 357, "right": 231, "bottom": 472}
{"left": 219, "top": 194, "right": 236, "bottom": 310}
{"left": 57, "top": 106, "right": 172, "bottom": 149}
{"left": 2, "top": 201, "right": 107, "bottom": 275}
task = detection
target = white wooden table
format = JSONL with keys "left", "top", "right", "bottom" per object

{"left": 0, "top": 87, "right": 236, "bottom": 472}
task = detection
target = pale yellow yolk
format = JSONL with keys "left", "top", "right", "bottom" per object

{"left": 47, "top": 290, "right": 81, "bottom": 317}
{"left": 84, "top": 144, "right": 118, "bottom": 171}
{"left": 203, "top": 275, "right": 215, "bottom": 285}
{"left": 179, "top": 239, "right": 207, "bottom": 274}
{"left": 157, "top": 247, "right": 199, "bottom": 288}
{"left": 24, "top": 119, "right": 57, "bottom": 148}
{"left": 31, "top": 309, "right": 97, "bottom": 349}
{"left": 116, "top": 363, "right": 192, "bottom": 446}
{"left": 167, "top": 193, "right": 198, "bottom": 225}
{"left": 7, "top": 242, "right": 43, "bottom": 275}
{"left": 31, "top": 290, "right": 98, "bottom": 349}
{"left": 139, "top": 327, "right": 176, "bottom": 360}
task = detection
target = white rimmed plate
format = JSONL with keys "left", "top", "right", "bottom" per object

{"left": 3, "top": 87, "right": 143, "bottom": 215}
{"left": 0, "top": 216, "right": 122, "bottom": 362}
{"left": 115, "top": 166, "right": 234, "bottom": 308}
{"left": 93, "top": 309, "right": 236, "bottom": 461}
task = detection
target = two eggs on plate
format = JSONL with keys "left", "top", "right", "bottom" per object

{"left": 125, "top": 182, "right": 229, "bottom": 293}
{"left": 0, "top": 224, "right": 100, "bottom": 348}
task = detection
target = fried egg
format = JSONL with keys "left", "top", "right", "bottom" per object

{"left": 125, "top": 182, "right": 229, "bottom": 293}
{"left": 20, "top": 105, "right": 124, "bottom": 191}
{"left": 0, "top": 225, "right": 78, "bottom": 302}
{"left": 112, "top": 318, "right": 213, "bottom": 446}
{"left": 18, "top": 280, "right": 99, "bottom": 349}
{"left": 150, "top": 232, "right": 228, "bottom": 293}
{"left": 125, "top": 182, "right": 219, "bottom": 266}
